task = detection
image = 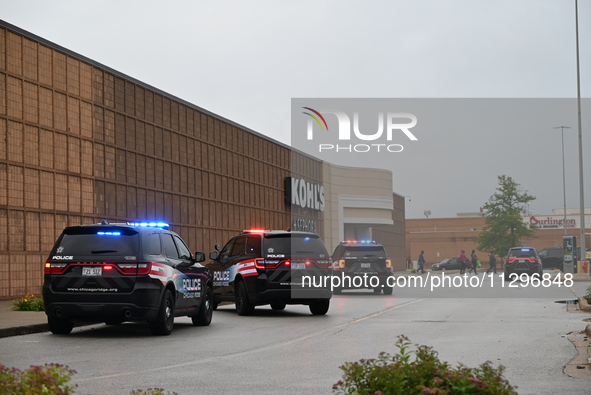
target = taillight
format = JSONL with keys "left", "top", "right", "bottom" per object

{"left": 385, "top": 259, "right": 392, "bottom": 269}
{"left": 315, "top": 259, "right": 332, "bottom": 269}
{"left": 44, "top": 262, "right": 68, "bottom": 275}
{"left": 116, "top": 262, "right": 151, "bottom": 275}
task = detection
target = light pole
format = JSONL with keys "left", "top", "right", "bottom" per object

{"left": 574, "top": 0, "right": 586, "bottom": 271}
{"left": 554, "top": 126, "right": 570, "bottom": 235}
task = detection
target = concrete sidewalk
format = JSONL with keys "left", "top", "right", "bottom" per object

{"left": 1, "top": 272, "right": 590, "bottom": 338}
{"left": 0, "top": 300, "right": 49, "bottom": 338}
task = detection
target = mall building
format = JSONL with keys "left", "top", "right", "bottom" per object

{"left": 0, "top": 20, "right": 406, "bottom": 299}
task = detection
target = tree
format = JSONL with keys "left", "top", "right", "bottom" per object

{"left": 477, "top": 175, "right": 536, "bottom": 257}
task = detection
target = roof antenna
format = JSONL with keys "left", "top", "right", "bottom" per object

{"left": 101, "top": 219, "right": 109, "bottom": 225}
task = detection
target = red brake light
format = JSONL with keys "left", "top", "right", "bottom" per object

{"left": 44, "top": 262, "right": 68, "bottom": 275}
{"left": 116, "top": 262, "right": 152, "bottom": 275}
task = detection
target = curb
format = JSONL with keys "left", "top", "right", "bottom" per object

{"left": 0, "top": 323, "right": 49, "bottom": 338}
{"left": 579, "top": 296, "right": 591, "bottom": 313}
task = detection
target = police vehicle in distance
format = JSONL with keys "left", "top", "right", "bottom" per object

{"left": 43, "top": 221, "right": 213, "bottom": 336}
{"left": 205, "top": 229, "right": 333, "bottom": 316}
{"left": 331, "top": 240, "right": 394, "bottom": 295}
{"left": 504, "top": 246, "right": 543, "bottom": 281}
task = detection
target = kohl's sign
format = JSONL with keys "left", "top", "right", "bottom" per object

{"left": 285, "top": 177, "right": 325, "bottom": 212}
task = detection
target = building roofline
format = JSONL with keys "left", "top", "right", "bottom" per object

{"left": 0, "top": 19, "right": 297, "bottom": 152}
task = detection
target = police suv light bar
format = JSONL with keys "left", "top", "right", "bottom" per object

{"left": 127, "top": 221, "right": 170, "bottom": 229}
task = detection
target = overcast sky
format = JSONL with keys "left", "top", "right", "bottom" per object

{"left": 2, "top": 0, "right": 591, "bottom": 219}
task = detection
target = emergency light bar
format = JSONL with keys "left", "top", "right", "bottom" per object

{"left": 127, "top": 221, "right": 170, "bottom": 229}
{"left": 341, "top": 240, "right": 377, "bottom": 245}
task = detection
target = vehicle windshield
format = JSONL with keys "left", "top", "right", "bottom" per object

{"left": 263, "top": 234, "right": 329, "bottom": 258}
{"left": 53, "top": 227, "right": 140, "bottom": 256}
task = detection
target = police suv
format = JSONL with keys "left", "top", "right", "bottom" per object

{"left": 205, "top": 229, "right": 333, "bottom": 316}
{"left": 43, "top": 221, "right": 213, "bottom": 336}
{"left": 331, "top": 240, "right": 394, "bottom": 295}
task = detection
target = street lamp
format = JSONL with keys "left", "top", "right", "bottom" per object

{"left": 554, "top": 126, "right": 570, "bottom": 235}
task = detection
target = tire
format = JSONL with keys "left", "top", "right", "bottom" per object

{"left": 149, "top": 289, "right": 175, "bottom": 336}
{"left": 48, "top": 316, "right": 73, "bottom": 335}
{"left": 235, "top": 281, "right": 255, "bottom": 316}
{"left": 270, "top": 302, "right": 286, "bottom": 311}
{"left": 383, "top": 287, "right": 393, "bottom": 296}
{"left": 212, "top": 299, "right": 219, "bottom": 311}
{"left": 504, "top": 272, "right": 512, "bottom": 282}
{"left": 309, "top": 299, "right": 330, "bottom": 315}
{"left": 192, "top": 286, "right": 213, "bottom": 326}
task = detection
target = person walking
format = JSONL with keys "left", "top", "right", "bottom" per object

{"left": 459, "top": 249, "right": 468, "bottom": 274}
{"left": 468, "top": 249, "right": 478, "bottom": 274}
{"left": 418, "top": 250, "right": 425, "bottom": 274}
{"left": 486, "top": 251, "right": 497, "bottom": 274}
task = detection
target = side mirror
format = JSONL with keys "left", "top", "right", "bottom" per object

{"left": 215, "top": 243, "right": 222, "bottom": 252}
{"left": 194, "top": 251, "right": 206, "bottom": 263}
{"left": 209, "top": 251, "right": 218, "bottom": 260}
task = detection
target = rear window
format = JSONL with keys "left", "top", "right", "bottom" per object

{"left": 263, "top": 234, "right": 329, "bottom": 258}
{"left": 52, "top": 227, "right": 140, "bottom": 256}
{"left": 341, "top": 246, "right": 388, "bottom": 259}
{"left": 507, "top": 248, "right": 537, "bottom": 258}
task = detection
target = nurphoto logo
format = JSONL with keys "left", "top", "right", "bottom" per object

{"left": 301, "top": 107, "right": 418, "bottom": 153}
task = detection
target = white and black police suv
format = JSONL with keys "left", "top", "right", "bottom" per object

{"left": 205, "top": 229, "right": 333, "bottom": 316}
{"left": 43, "top": 221, "right": 213, "bottom": 336}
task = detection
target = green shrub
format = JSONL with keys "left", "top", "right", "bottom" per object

{"left": 12, "top": 294, "right": 44, "bottom": 311}
{"left": 0, "top": 363, "right": 77, "bottom": 394}
{"left": 333, "top": 335, "right": 517, "bottom": 395}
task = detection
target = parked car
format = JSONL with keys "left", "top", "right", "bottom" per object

{"left": 504, "top": 247, "right": 543, "bottom": 280}
{"left": 431, "top": 257, "right": 465, "bottom": 271}
{"left": 537, "top": 247, "right": 564, "bottom": 270}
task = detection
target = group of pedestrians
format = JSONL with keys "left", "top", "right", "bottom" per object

{"left": 418, "top": 249, "right": 498, "bottom": 274}
{"left": 460, "top": 249, "right": 497, "bottom": 274}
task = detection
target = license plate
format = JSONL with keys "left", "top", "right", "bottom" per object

{"left": 518, "top": 260, "right": 525, "bottom": 263}
{"left": 82, "top": 267, "right": 102, "bottom": 276}
{"left": 291, "top": 262, "right": 306, "bottom": 270}
{"left": 361, "top": 263, "right": 371, "bottom": 268}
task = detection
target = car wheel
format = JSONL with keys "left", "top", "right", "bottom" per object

{"left": 270, "top": 302, "right": 286, "bottom": 311}
{"left": 212, "top": 299, "right": 219, "bottom": 311}
{"left": 149, "top": 289, "right": 174, "bottom": 336}
{"left": 235, "top": 281, "right": 255, "bottom": 316}
{"left": 383, "top": 287, "right": 393, "bottom": 296}
{"left": 192, "top": 286, "right": 213, "bottom": 326}
{"left": 48, "top": 316, "right": 74, "bottom": 335}
{"left": 309, "top": 300, "right": 330, "bottom": 315}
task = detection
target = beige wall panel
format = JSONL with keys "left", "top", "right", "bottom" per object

{"left": 24, "top": 168, "right": 39, "bottom": 209}
{"left": 7, "top": 120, "right": 23, "bottom": 163}
{"left": 39, "top": 171, "right": 54, "bottom": 210}
{"left": 66, "top": 57, "right": 80, "bottom": 96}
{"left": 53, "top": 51, "right": 66, "bottom": 91}
{"left": 7, "top": 76, "right": 22, "bottom": 119}
{"left": 23, "top": 81, "right": 38, "bottom": 123}
{"left": 6, "top": 32, "right": 22, "bottom": 76}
